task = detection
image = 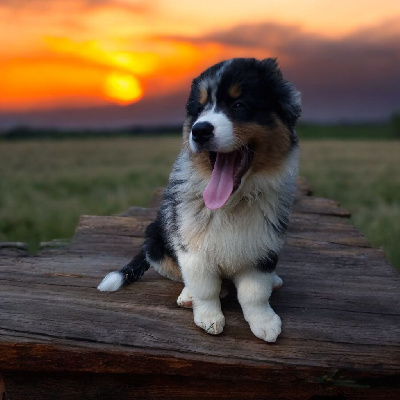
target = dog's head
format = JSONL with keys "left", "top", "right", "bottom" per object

{"left": 183, "top": 58, "right": 301, "bottom": 210}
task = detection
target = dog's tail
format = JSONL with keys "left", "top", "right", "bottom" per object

{"left": 97, "top": 249, "right": 150, "bottom": 292}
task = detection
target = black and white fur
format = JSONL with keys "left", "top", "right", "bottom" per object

{"left": 98, "top": 58, "right": 301, "bottom": 342}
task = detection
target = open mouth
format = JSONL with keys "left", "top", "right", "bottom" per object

{"left": 203, "top": 145, "right": 254, "bottom": 210}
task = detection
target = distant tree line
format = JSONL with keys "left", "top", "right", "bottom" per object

{"left": 0, "top": 125, "right": 183, "bottom": 140}
{"left": 391, "top": 112, "right": 400, "bottom": 138}
{"left": 1, "top": 115, "right": 400, "bottom": 140}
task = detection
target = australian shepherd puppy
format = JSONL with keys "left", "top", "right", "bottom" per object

{"left": 98, "top": 58, "right": 301, "bottom": 342}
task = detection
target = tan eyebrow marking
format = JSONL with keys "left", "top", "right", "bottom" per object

{"left": 228, "top": 83, "right": 241, "bottom": 99}
{"left": 199, "top": 86, "right": 208, "bottom": 105}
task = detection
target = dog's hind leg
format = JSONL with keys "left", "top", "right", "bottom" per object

{"left": 272, "top": 271, "right": 283, "bottom": 290}
{"left": 98, "top": 216, "right": 182, "bottom": 290}
{"left": 177, "top": 280, "right": 232, "bottom": 309}
{"left": 177, "top": 286, "right": 193, "bottom": 308}
{"left": 149, "top": 253, "right": 183, "bottom": 282}
{"left": 143, "top": 220, "right": 183, "bottom": 282}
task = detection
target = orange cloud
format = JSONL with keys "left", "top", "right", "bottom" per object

{"left": 0, "top": 32, "right": 225, "bottom": 111}
{"left": 0, "top": 58, "right": 109, "bottom": 110}
{"left": 1, "top": 0, "right": 400, "bottom": 121}
{"left": 44, "top": 37, "right": 158, "bottom": 76}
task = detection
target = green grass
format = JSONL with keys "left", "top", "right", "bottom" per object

{"left": 299, "top": 140, "right": 400, "bottom": 269}
{"left": 297, "top": 122, "right": 395, "bottom": 140}
{"left": 0, "top": 136, "right": 399, "bottom": 270}
{"left": 0, "top": 137, "right": 180, "bottom": 252}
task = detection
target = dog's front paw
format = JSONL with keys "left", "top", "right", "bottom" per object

{"left": 194, "top": 312, "right": 225, "bottom": 335}
{"left": 248, "top": 310, "right": 281, "bottom": 342}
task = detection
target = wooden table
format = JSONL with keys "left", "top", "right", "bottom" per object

{"left": 1, "top": 178, "right": 399, "bottom": 399}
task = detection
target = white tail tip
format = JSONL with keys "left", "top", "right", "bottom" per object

{"left": 97, "top": 271, "right": 124, "bottom": 292}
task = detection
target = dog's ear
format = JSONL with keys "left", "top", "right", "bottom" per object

{"left": 260, "top": 58, "right": 282, "bottom": 79}
{"left": 282, "top": 82, "right": 302, "bottom": 128}
{"left": 261, "top": 58, "right": 301, "bottom": 128}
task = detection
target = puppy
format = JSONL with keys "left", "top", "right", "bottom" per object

{"left": 98, "top": 58, "right": 301, "bottom": 342}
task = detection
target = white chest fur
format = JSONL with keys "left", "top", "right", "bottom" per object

{"left": 178, "top": 196, "right": 281, "bottom": 277}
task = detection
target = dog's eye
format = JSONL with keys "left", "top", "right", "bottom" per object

{"left": 233, "top": 102, "right": 245, "bottom": 109}
{"left": 197, "top": 105, "right": 204, "bottom": 114}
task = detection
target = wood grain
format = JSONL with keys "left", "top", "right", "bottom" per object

{"left": 0, "top": 178, "right": 399, "bottom": 399}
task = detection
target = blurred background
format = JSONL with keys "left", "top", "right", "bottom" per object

{"left": 0, "top": 0, "right": 399, "bottom": 267}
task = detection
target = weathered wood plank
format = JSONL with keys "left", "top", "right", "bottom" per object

{"left": 71, "top": 209, "right": 367, "bottom": 256}
{"left": 0, "top": 374, "right": 6, "bottom": 400}
{"left": 0, "top": 236, "right": 398, "bottom": 371}
{"left": 0, "top": 242, "right": 28, "bottom": 257}
{"left": 289, "top": 213, "right": 370, "bottom": 247}
{"left": 4, "top": 368, "right": 398, "bottom": 400}
{"left": 0, "top": 178, "right": 399, "bottom": 399}
{"left": 294, "top": 196, "right": 351, "bottom": 217}
{"left": 75, "top": 214, "right": 154, "bottom": 238}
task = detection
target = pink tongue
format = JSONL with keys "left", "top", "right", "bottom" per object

{"left": 203, "top": 152, "right": 236, "bottom": 210}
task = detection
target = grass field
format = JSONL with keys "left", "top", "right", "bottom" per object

{"left": 299, "top": 140, "right": 399, "bottom": 269}
{"left": 0, "top": 136, "right": 399, "bottom": 269}
{"left": 298, "top": 122, "right": 396, "bottom": 140}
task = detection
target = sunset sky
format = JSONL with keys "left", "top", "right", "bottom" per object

{"left": 1, "top": 0, "right": 399, "bottom": 129}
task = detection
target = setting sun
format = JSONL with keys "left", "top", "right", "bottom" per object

{"left": 0, "top": 0, "right": 399, "bottom": 125}
{"left": 104, "top": 72, "right": 143, "bottom": 105}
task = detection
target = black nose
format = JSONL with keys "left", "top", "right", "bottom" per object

{"left": 191, "top": 121, "right": 214, "bottom": 145}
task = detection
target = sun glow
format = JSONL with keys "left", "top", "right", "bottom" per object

{"left": 1, "top": 0, "right": 399, "bottom": 114}
{"left": 45, "top": 37, "right": 158, "bottom": 76}
{"left": 104, "top": 72, "right": 143, "bottom": 104}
